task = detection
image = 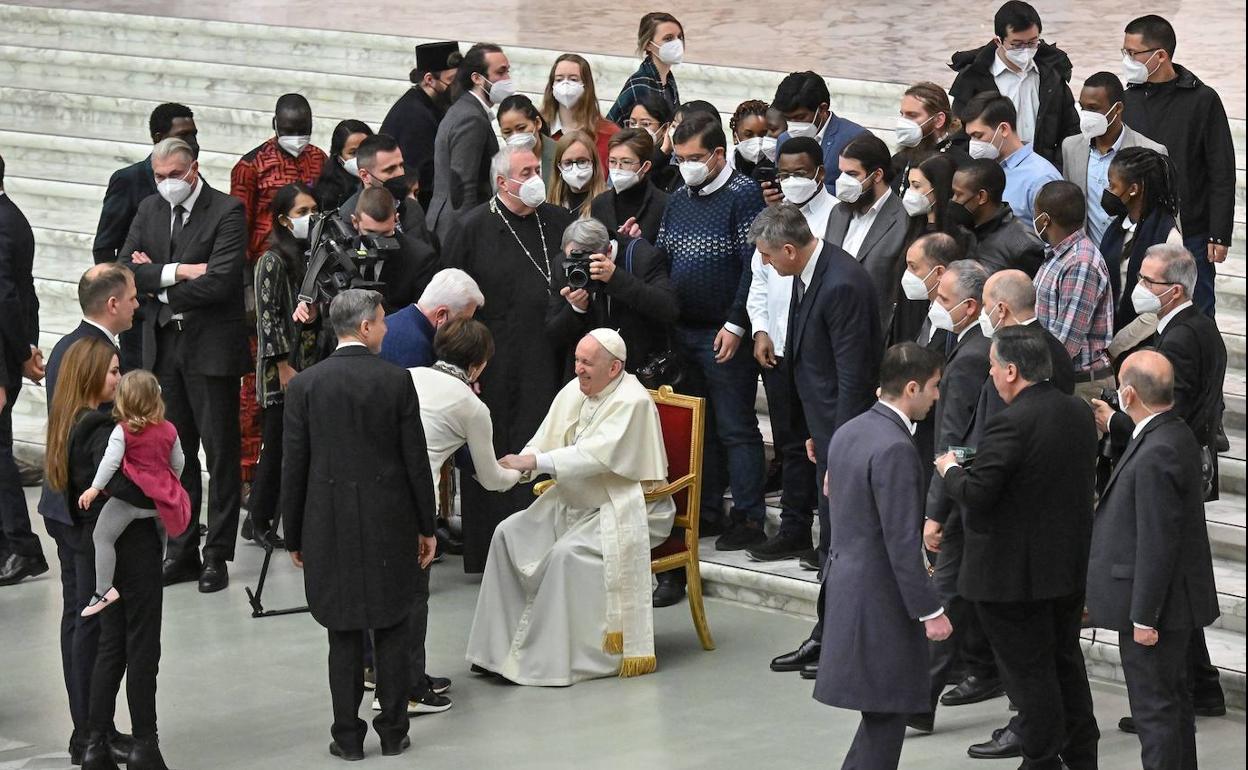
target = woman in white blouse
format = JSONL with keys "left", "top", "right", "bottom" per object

{"left": 410, "top": 318, "right": 521, "bottom": 495}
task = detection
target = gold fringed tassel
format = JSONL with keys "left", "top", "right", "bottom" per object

{"left": 618, "top": 656, "right": 657, "bottom": 678}
{"left": 602, "top": 631, "right": 624, "bottom": 654}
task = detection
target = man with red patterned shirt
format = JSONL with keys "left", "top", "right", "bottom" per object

{"left": 230, "top": 93, "right": 327, "bottom": 493}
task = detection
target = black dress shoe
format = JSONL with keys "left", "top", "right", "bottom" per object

{"left": 198, "top": 559, "right": 228, "bottom": 593}
{"left": 1118, "top": 716, "right": 1137, "bottom": 734}
{"left": 653, "top": 571, "right": 686, "bottom": 607}
{"left": 940, "top": 674, "right": 1006, "bottom": 706}
{"left": 0, "top": 553, "right": 49, "bottom": 585}
{"left": 470, "top": 663, "right": 496, "bottom": 676}
{"left": 798, "top": 550, "right": 821, "bottom": 571}
{"left": 746, "top": 531, "right": 812, "bottom": 562}
{"left": 770, "top": 637, "right": 821, "bottom": 672}
{"left": 967, "top": 726, "right": 1023, "bottom": 759}
{"left": 329, "top": 741, "right": 365, "bottom": 761}
{"left": 108, "top": 731, "right": 135, "bottom": 765}
{"left": 906, "top": 713, "right": 934, "bottom": 733}
{"left": 126, "top": 735, "right": 170, "bottom": 770}
{"left": 380, "top": 734, "right": 411, "bottom": 757}
{"left": 435, "top": 523, "right": 464, "bottom": 555}
{"left": 161, "top": 555, "right": 201, "bottom": 587}
{"left": 1193, "top": 700, "right": 1226, "bottom": 717}
{"left": 69, "top": 731, "right": 87, "bottom": 765}
{"left": 799, "top": 662, "right": 818, "bottom": 679}
{"left": 81, "top": 733, "right": 121, "bottom": 770}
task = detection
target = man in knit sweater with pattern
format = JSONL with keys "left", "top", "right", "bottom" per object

{"left": 656, "top": 112, "right": 768, "bottom": 551}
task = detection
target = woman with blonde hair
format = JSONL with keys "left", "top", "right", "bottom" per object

{"left": 541, "top": 53, "right": 619, "bottom": 166}
{"left": 549, "top": 130, "right": 607, "bottom": 217}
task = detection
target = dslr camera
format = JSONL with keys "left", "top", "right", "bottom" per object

{"left": 297, "top": 212, "right": 401, "bottom": 305}
{"left": 563, "top": 249, "right": 603, "bottom": 293}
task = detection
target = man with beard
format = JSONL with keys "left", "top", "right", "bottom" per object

{"left": 381, "top": 42, "right": 462, "bottom": 211}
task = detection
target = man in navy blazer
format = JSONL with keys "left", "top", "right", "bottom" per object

{"left": 378, "top": 268, "right": 483, "bottom": 369}
{"left": 814, "top": 342, "right": 952, "bottom": 770}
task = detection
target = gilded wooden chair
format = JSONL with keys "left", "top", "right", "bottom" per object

{"left": 532, "top": 385, "right": 714, "bottom": 651}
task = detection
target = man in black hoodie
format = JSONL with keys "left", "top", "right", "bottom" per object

{"left": 1121, "top": 14, "right": 1235, "bottom": 317}
{"left": 948, "top": 1, "right": 1079, "bottom": 170}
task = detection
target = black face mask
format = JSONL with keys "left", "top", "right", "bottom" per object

{"left": 1100, "top": 188, "right": 1130, "bottom": 219}
{"left": 946, "top": 200, "right": 977, "bottom": 230}
{"left": 381, "top": 176, "right": 412, "bottom": 204}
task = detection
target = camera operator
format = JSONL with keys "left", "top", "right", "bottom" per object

{"left": 545, "top": 217, "right": 677, "bottom": 373}
{"left": 352, "top": 188, "right": 442, "bottom": 315}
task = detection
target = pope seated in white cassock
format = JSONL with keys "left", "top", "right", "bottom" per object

{"left": 465, "top": 329, "right": 676, "bottom": 686}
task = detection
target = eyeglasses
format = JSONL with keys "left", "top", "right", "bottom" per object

{"left": 1138, "top": 274, "right": 1179, "bottom": 288}
{"left": 1122, "top": 46, "right": 1162, "bottom": 59}
{"left": 607, "top": 157, "right": 642, "bottom": 170}
{"left": 625, "top": 119, "right": 660, "bottom": 130}
{"left": 1002, "top": 39, "right": 1040, "bottom": 51}
{"left": 559, "top": 159, "right": 593, "bottom": 171}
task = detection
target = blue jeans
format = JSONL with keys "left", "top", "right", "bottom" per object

{"left": 1183, "top": 233, "right": 1217, "bottom": 317}
{"left": 672, "top": 326, "right": 765, "bottom": 524}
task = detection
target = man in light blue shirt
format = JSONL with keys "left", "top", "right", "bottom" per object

{"left": 963, "top": 91, "right": 1060, "bottom": 222}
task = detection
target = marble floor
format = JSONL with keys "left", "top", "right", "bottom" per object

{"left": 2, "top": 488, "right": 1246, "bottom": 770}
{"left": 13, "top": 0, "right": 1247, "bottom": 118}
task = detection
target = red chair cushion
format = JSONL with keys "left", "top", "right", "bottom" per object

{"left": 651, "top": 531, "right": 687, "bottom": 559}
{"left": 656, "top": 401, "right": 693, "bottom": 480}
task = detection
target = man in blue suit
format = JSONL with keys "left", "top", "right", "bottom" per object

{"left": 379, "top": 268, "right": 483, "bottom": 369}
{"left": 770, "top": 71, "right": 868, "bottom": 176}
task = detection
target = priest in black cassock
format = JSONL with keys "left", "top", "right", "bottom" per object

{"left": 443, "top": 145, "right": 575, "bottom": 572}
{"left": 380, "top": 41, "right": 461, "bottom": 211}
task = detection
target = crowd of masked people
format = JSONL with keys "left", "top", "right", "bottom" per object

{"left": 0, "top": 2, "right": 1236, "bottom": 768}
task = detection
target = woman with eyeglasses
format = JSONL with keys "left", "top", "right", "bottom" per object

{"left": 589, "top": 129, "right": 669, "bottom": 244}
{"left": 607, "top": 12, "right": 684, "bottom": 126}
{"left": 540, "top": 54, "right": 619, "bottom": 167}
{"left": 496, "top": 95, "right": 557, "bottom": 188}
{"left": 549, "top": 130, "right": 606, "bottom": 218}
{"left": 625, "top": 93, "right": 676, "bottom": 191}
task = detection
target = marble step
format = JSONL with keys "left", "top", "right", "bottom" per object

{"left": 1207, "top": 495, "right": 1247, "bottom": 563}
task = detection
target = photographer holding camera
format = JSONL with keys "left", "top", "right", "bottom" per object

{"left": 546, "top": 217, "right": 677, "bottom": 374}
{"left": 351, "top": 188, "right": 442, "bottom": 315}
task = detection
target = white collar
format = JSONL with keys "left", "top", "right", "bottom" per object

{"left": 991, "top": 51, "right": 1036, "bottom": 77}
{"left": 469, "top": 89, "right": 492, "bottom": 115}
{"left": 852, "top": 189, "right": 890, "bottom": 219}
{"left": 176, "top": 176, "right": 204, "bottom": 214}
{"left": 1132, "top": 411, "right": 1161, "bottom": 440}
{"left": 801, "top": 186, "right": 835, "bottom": 218}
{"left": 1157, "top": 300, "right": 1193, "bottom": 335}
{"left": 1019, "top": 316, "right": 1038, "bottom": 326}
{"left": 335, "top": 340, "right": 368, "bottom": 350}
{"left": 878, "top": 399, "right": 917, "bottom": 435}
{"left": 83, "top": 318, "right": 119, "bottom": 347}
{"left": 956, "top": 323, "right": 975, "bottom": 343}
{"left": 696, "top": 159, "right": 735, "bottom": 196}
{"left": 798, "top": 240, "right": 822, "bottom": 288}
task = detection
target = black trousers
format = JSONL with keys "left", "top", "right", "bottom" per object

{"left": 88, "top": 518, "right": 163, "bottom": 739}
{"left": 1120, "top": 625, "right": 1196, "bottom": 770}
{"left": 0, "top": 385, "right": 44, "bottom": 558}
{"left": 840, "top": 711, "right": 908, "bottom": 770}
{"left": 976, "top": 592, "right": 1099, "bottom": 770}
{"left": 363, "top": 565, "right": 433, "bottom": 699}
{"left": 761, "top": 358, "right": 817, "bottom": 537}
{"left": 156, "top": 328, "right": 242, "bottom": 563}
{"left": 1187, "top": 627, "right": 1225, "bottom": 706}
{"left": 46, "top": 517, "right": 109, "bottom": 738}
{"left": 246, "top": 402, "right": 284, "bottom": 535}
{"left": 328, "top": 617, "right": 410, "bottom": 750}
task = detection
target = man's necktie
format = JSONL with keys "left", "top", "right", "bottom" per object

{"left": 159, "top": 205, "right": 186, "bottom": 327}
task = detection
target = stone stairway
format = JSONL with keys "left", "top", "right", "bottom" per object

{"left": 0, "top": 3, "right": 1243, "bottom": 710}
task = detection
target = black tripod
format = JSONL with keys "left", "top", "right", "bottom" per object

{"left": 244, "top": 513, "right": 309, "bottom": 619}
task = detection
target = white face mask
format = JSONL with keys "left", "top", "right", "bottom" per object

{"left": 508, "top": 175, "right": 547, "bottom": 207}
{"left": 1077, "top": 107, "right": 1117, "bottom": 141}
{"left": 780, "top": 176, "right": 820, "bottom": 206}
{"left": 977, "top": 303, "right": 1001, "bottom": 338}
{"left": 559, "top": 164, "right": 593, "bottom": 191}
{"left": 968, "top": 126, "right": 1002, "bottom": 161}
{"left": 1122, "top": 51, "right": 1159, "bottom": 85}
{"left": 506, "top": 132, "right": 538, "bottom": 150}
{"left": 928, "top": 298, "right": 968, "bottom": 332}
{"left": 655, "top": 38, "right": 684, "bottom": 65}
{"left": 787, "top": 120, "right": 818, "bottom": 139}
{"left": 894, "top": 115, "right": 934, "bottom": 148}
{"left": 901, "top": 267, "right": 934, "bottom": 301}
{"left": 289, "top": 213, "right": 312, "bottom": 241}
{"left": 609, "top": 168, "right": 641, "bottom": 193}
{"left": 902, "top": 187, "right": 933, "bottom": 216}
{"left": 342, "top": 156, "right": 360, "bottom": 178}
{"left": 1130, "top": 282, "right": 1166, "bottom": 314}
{"left": 552, "top": 80, "right": 585, "bottom": 108}
{"left": 157, "top": 167, "right": 194, "bottom": 206}
{"left": 679, "top": 159, "right": 711, "bottom": 187}
{"left": 485, "top": 77, "right": 517, "bottom": 105}
{"left": 278, "top": 135, "right": 311, "bottom": 157}
{"left": 1003, "top": 45, "right": 1036, "bottom": 71}
{"left": 735, "top": 136, "right": 777, "bottom": 164}
{"left": 834, "top": 172, "right": 867, "bottom": 203}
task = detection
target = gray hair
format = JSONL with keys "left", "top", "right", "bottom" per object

{"left": 417, "top": 268, "right": 484, "bottom": 313}
{"left": 490, "top": 145, "right": 535, "bottom": 193}
{"left": 561, "top": 217, "right": 610, "bottom": 254}
{"left": 329, "top": 289, "right": 384, "bottom": 338}
{"left": 152, "top": 137, "right": 195, "bottom": 165}
{"left": 1144, "top": 243, "right": 1197, "bottom": 298}
{"left": 945, "top": 259, "right": 990, "bottom": 304}
{"left": 747, "top": 203, "right": 813, "bottom": 249}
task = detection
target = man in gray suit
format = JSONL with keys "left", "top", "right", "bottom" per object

{"left": 425, "top": 43, "right": 509, "bottom": 244}
{"left": 814, "top": 342, "right": 952, "bottom": 770}
{"left": 824, "top": 133, "right": 910, "bottom": 328}
{"left": 1061, "top": 71, "right": 1167, "bottom": 248}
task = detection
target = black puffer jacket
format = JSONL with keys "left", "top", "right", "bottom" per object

{"left": 948, "top": 41, "right": 1080, "bottom": 170}
{"left": 972, "top": 203, "right": 1046, "bottom": 277}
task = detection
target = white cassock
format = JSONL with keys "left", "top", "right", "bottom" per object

{"left": 465, "top": 371, "right": 675, "bottom": 686}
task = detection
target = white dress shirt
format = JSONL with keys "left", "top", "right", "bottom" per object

{"left": 335, "top": 340, "right": 367, "bottom": 351}
{"left": 991, "top": 53, "right": 1040, "bottom": 144}
{"left": 156, "top": 178, "right": 204, "bottom": 320}
{"left": 1157, "top": 300, "right": 1194, "bottom": 336}
{"left": 1128, "top": 408, "right": 1163, "bottom": 631}
{"left": 747, "top": 187, "right": 836, "bottom": 353}
{"left": 840, "top": 191, "right": 891, "bottom": 259}
{"left": 83, "top": 318, "right": 119, "bottom": 348}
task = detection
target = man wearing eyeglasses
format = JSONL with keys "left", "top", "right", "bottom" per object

{"left": 1120, "top": 14, "right": 1235, "bottom": 318}
{"left": 948, "top": 1, "right": 1079, "bottom": 168}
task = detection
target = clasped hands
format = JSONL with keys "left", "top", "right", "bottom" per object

{"left": 933, "top": 451, "right": 959, "bottom": 477}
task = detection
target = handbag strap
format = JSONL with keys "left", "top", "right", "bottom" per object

{"left": 622, "top": 237, "right": 640, "bottom": 274}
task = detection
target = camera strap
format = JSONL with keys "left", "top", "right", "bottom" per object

{"left": 622, "top": 237, "right": 639, "bottom": 273}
